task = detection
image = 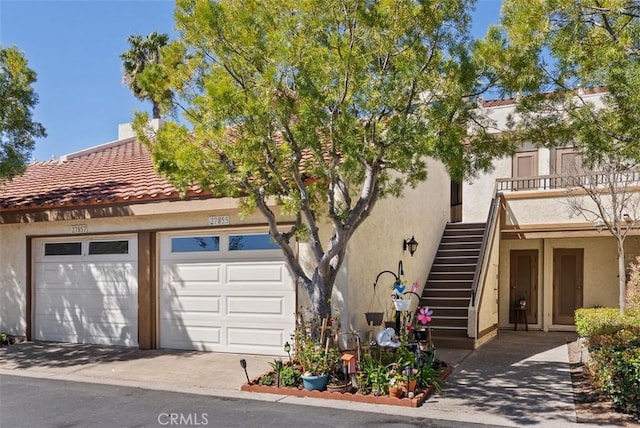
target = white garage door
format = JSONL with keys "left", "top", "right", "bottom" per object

{"left": 33, "top": 236, "right": 138, "bottom": 347}
{"left": 159, "top": 231, "right": 295, "bottom": 355}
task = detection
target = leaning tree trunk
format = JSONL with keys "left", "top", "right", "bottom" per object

{"left": 617, "top": 238, "right": 627, "bottom": 316}
{"left": 307, "top": 270, "right": 332, "bottom": 321}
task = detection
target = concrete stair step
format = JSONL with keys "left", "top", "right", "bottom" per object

{"left": 428, "top": 272, "right": 475, "bottom": 281}
{"left": 438, "top": 242, "right": 483, "bottom": 250}
{"left": 445, "top": 222, "right": 486, "bottom": 229}
{"left": 430, "top": 263, "right": 478, "bottom": 272}
{"left": 443, "top": 228, "right": 486, "bottom": 236}
{"left": 423, "top": 290, "right": 472, "bottom": 298}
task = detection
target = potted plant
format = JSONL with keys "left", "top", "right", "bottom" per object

{"left": 294, "top": 332, "right": 340, "bottom": 391}
{"left": 387, "top": 363, "right": 405, "bottom": 398}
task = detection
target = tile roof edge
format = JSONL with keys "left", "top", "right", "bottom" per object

{"left": 60, "top": 136, "right": 138, "bottom": 161}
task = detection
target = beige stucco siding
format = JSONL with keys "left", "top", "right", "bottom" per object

{"left": 0, "top": 225, "right": 29, "bottom": 335}
{"left": 463, "top": 156, "right": 510, "bottom": 223}
{"left": 476, "top": 220, "right": 500, "bottom": 336}
{"left": 346, "top": 158, "right": 450, "bottom": 332}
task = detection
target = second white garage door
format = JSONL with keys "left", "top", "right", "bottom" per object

{"left": 33, "top": 235, "right": 138, "bottom": 347}
{"left": 159, "top": 231, "right": 295, "bottom": 355}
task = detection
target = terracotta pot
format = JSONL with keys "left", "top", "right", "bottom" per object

{"left": 326, "top": 382, "right": 352, "bottom": 393}
{"left": 388, "top": 385, "right": 404, "bottom": 398}
{"left": 405, "top": 380, "right": 417, "bottom": 393}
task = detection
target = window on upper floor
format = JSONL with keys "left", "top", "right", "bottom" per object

{"left": 512, "top": 150, "right": 538, "bottom": 189}
{"left": 552, "top": 147, "right": 584, "bottom": 188}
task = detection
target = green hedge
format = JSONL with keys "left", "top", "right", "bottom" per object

{"left": 575, "top": 308, "right": 640, "bottom": 339}
{"left": 575, "top": 308, "right": 640, "bottom": 418}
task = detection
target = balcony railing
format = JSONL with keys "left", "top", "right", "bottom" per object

{"left": 495, "top": 171, "right": 640, "bottom": 193}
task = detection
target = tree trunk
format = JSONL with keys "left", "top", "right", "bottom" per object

{"left": 617, "top": 239, "right": 627, "bottom": 315}
{"left": 152, "top": 102, "right": 161, "bottom": 120}
{"left": 306, "top": 269, "right": 332, "bottom": 321}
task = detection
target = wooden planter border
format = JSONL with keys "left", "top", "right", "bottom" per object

{"left": 240, "top": 362, "right": 452, "bottom": 408}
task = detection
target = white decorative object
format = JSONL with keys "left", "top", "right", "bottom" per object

{"left": 393, "top": 299, "right": 410, "bottom": 311}
{"left": 375, "top": 328, "right": 400, "bottom": 348}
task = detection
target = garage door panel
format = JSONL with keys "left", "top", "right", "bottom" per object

{"left": 162, "top": 311, "right": 220, "bottom": 325}
{"left": 161, "top": 296, "right": 221, "bottom": 314}
{"left": 227, "top": 327, "right": 286, "bottom": 347}
{"left": 164, "top": 264, "right": 221, "bottom": 283}
{"left": 226, "top": 263, "right": 285, "bottom": 284}
{"left": 227, "top": 296, "right": 285, "bottom": 316}
{"left": 161, "top": 325, "right": 221, "bottom": 345}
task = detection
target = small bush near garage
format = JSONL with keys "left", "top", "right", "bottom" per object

{"left": 575, "top": 308, "right": 640, "bottom": 418}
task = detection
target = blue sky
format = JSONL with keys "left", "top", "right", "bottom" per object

{"left": 1, "top": 0, "right": 503, "bottom": 162}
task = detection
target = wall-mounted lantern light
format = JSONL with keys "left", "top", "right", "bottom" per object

{"left": 403, "top": 236, "right": 419, "bottom": 257}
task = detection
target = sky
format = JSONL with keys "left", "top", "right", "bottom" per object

{"left": 0, "top": 0, "right": 503, "bottom": 162}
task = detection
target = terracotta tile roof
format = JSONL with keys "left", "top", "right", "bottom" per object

{"left": 481, "top": 86, "right": 607, "bottom": 108}
{"left": 0, "top": 138, "right": 206, "bottom": 211}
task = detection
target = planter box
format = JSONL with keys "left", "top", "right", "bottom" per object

{"left": 241, "top": 362, "right": 453, "bottom": 408}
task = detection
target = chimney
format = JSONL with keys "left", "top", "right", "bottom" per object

{"left": 118, "top": 118, "right": 161, "bottom": 140}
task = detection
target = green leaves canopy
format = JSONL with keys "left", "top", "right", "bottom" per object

{"left": 133, "top": 0, "right": 503, "bottom": 317}
{"left": 478, "top": 0, "right": 640, "bottom": 165}
{"left": 0, "top": 46, "right": 46, "bottom": 181}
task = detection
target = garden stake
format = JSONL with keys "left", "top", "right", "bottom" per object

{"left": 284, "top": 341, "right": 291, "bottom": 362}
{"left": 275, "top": 359, "right": 283, "bottom": 389}
{"left": 240, "top": 359, "right": 250, "bottom": 384}
{"left": 342, "top": 364, "right": 349, "bottom": 392}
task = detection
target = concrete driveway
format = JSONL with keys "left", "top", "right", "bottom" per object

{"left": 0, "top": 331, "right": 581, "bottom": 427}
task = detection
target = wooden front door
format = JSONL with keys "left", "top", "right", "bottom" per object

{"left": 509, "top": 250, "right": 538, "bottom": 324}
{"left": 553, "top": 248, "right": 584, "bottom": 325}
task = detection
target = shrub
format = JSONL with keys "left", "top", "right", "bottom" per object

{"left": 577, "top": 308, "right": 640, "bottom": 418}
{"left": 259, "top": 374, "right": 273, "bottom": 386}
{"left": 279, "top": 365, "right": 301, "bottom": 387}
{"left": 627, "top": 257, "right": 640, "bottom": 312}
{"left": 587, "top": 331, "right": 640, "bottom": 417}
{"left": 574, "top": 308, "right": 639, "bottom": 339}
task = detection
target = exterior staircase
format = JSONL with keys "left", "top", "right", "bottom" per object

{"left": 420, "top": 222, "right": 486, "bottom": 349}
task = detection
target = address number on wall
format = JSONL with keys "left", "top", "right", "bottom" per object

{"left": 71, "top": 224, "right": 88, "bottom": 234}
{"left": 208, "top": 215, "right": 230, "bottom": 226}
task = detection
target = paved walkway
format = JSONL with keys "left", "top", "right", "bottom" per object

{"left": 0, "top": 331, "right": 592, "bottom": 427}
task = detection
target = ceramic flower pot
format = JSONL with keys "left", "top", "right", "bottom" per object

{"left": 388, "top": 385, "right": 404, "bottom": 398}
{"left": 300, "top": 373, "right": 329, "bottom": 391}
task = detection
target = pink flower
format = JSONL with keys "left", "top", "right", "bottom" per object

{"left": 417, "top": 306, "right": 433, "bottom": 325}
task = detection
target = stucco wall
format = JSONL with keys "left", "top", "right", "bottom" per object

{"left": 476, "top": 219, "right": 500, "bottom": 335}
{"left": 346, "top": 158, "right": 450, "bottom": 332}
{"left": 0, "top": 225, "right": 29, "bottom": 335}
{"left": 503, "top": 193, "right": 604, "bottom": 226}
{"left": 463, "top": 156, "right": 511, "bottom": 223}
{"left": 499, "top": 236, "right": 625, "bottom": 331}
